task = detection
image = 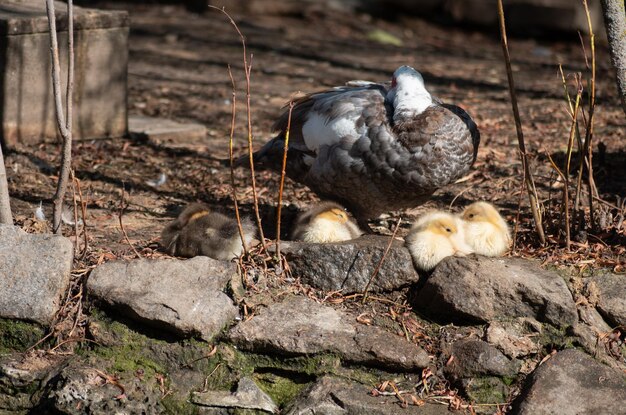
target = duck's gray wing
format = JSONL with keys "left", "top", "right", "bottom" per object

{"left": 440, "top": 103, "right": 480, "bottom": 163}
{"left": 391, "top": 104, "right": 479, "bottom": 188}
{"left": 247, "top": 83, "right": 390, "bottom": 177}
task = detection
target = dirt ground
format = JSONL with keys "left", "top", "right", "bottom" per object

{"left": 5, "top": 2, "right": 626, "bottom": 268}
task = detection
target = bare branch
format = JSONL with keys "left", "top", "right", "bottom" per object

{"left": 209, "top": 6, "right": 266, "bottom": 248}
{"left": 227, "top": 65, "right": 247, "bottom": 255}
{"left": 496, "top": 0, "right": 546, "bottom": 245}
{"left": 0, "top": 144, "right": 12, "bottom": 224}
{"left": 582, "top": 0, "right": 598, "bottom": 226}
{"left": 45, "top": 0, "right": 74, "bottom": 234}
{"left": 275, "top": 102, "right": 295, "bottom": 258}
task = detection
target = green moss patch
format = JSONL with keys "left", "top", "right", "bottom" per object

{"left": 463, "top": 376, "right": 509, "bottom": 405}
{"left": 0, "top": 319, "right": 45, "bottom": 355}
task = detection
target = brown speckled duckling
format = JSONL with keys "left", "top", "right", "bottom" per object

{"left": 161, "top": 203, "right": 256, "bottom": 260}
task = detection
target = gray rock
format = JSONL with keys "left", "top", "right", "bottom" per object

{"left": 281, "top": 236, "right": 419, "bottom": 294}
{"left": 578, "top": 305, "right": 612, "bottom": 332}
{"left": 50, "top": 360, "right": 162, "bottom": 415}
{"left": 485, "top": 319, "right": 541, "bottom": 359}
{"left": 0, "top": 353, "right": 68, "bottom": 412}
{"left": 129, "top": 115, "right": 207, "bottom": 150}
{"left": 228, "top": 296, "right": 430, "bottom": 371}
{"left": 286, "top": 376, "right": 450, "bottom": 415}
{"left": 87, "top": 257, "right": 238, "bottom": 341}
{"left": 513, "top": 349, "right": 626, "bottom": 415}
{"left": 571, "top": 306, "right": 625, "bottom": 371}
{"left": 445, "top": 339, "right": 520, "bottom": 379}
{"left": 0, "top": 225, "right": 73, "bottom": 325}
{"left": 414, "top": 256, "right": 577, "bottom": 328}
{"left": 587, "top": 274, "right": 626, "bottom": 328}
{"left": 192, "top": 377, "right": 278, "bottom": 413}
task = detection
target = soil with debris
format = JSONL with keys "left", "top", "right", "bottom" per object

{"left": 2, "top": 2, "right": 625, "bottom": 415}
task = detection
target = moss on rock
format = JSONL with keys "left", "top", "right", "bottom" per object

{"left": 0, "top": 319, "right": 45, "bottom": 355}
{"left": 462, "top": 376, "right": 509, "bottom": 408}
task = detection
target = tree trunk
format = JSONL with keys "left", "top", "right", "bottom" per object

{"left": 0, "top": 144, "right": 12, "bottom": 224}
{"left": 601, "top": 0, "right": 626, "bottom": 115}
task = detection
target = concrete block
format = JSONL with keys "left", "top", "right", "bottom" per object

{"left": 0, "top": 0, "right": 129, "bottom": 147}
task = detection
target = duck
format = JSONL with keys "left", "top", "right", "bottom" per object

{"left": 405, "top": 211, "right": 474, "bottom": 272}
{"left": 161, "top": 203, "right": 256, "bottom": 260}
{"left": 290, "top": 202, "right": 363, "bottom": 243}
{"left": 238, "top": 65, "right": 480, "bottom": 230}
{"left": 460, "top": 201, "right": 511, "bottom": 257}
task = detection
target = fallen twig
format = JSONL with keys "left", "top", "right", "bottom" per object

{"left": 118, "top": 184, "right": 142, "bottom": 259}
{"left": 75, "top": 174, "right": 89, "bottom": 259}
{"left": 70, "top": 171, "right": 80, "bottom": 256}
{"left": 361, "top": 218, "right": 402, "bottom": 304}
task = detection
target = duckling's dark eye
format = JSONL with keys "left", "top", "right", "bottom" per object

{"left": 446, "top": 228, "right": 452, "bottom": 233}
{"left": 468, "top": 214, "right": 475, "bottom": 219}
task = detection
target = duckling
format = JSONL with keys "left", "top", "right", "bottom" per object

{"left": 161, "top": 203, "right": 256, "bottom": 260}
{"left": 405, "top": 211, "right": 474, "bottom": 271}
{"left": 290, "top": 202, "right": 363, "bottom": 243}
{"left": 460, "top": 201, "right": 511, "bottom": 257}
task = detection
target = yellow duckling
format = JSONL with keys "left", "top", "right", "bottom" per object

{"left": 460, "top": 201, "right": 511, "bottom": 257}
{"left": 405, "top": 211, "right": 474, "bottom": 271}
{"left": 290, "top": 202, "right": 363, "bottom": 243}
{"left": 161, "top": 203, "right": 256, "bottom": 260}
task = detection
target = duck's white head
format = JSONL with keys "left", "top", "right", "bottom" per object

{"left": 386, "top": 65, "right": 433, "bottom": 120}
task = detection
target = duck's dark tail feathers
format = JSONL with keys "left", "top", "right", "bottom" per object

{"left": 231, "top": 138, "right": 285, "bottom": 170}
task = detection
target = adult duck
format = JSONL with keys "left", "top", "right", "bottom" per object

{"left": 241, "top": 66, "right": 480, "bottom": 229}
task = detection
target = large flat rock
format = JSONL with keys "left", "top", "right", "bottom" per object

{"left": 228, "top": 296, "right": 430, "bottom": 372}
{"left": 0, "top": 225, "right": 73, "bottom": 325}
{"left": 87, "top": 257, "right": 238, "bottom": 341}
{"left": 281, "top": 236, "right": 420, "bottom": 294}
{"left": 512, "top": 349, "right": 626, "bottom": 415}
{"left": 414, "top": 256, "right": 577, "bottom": 327}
